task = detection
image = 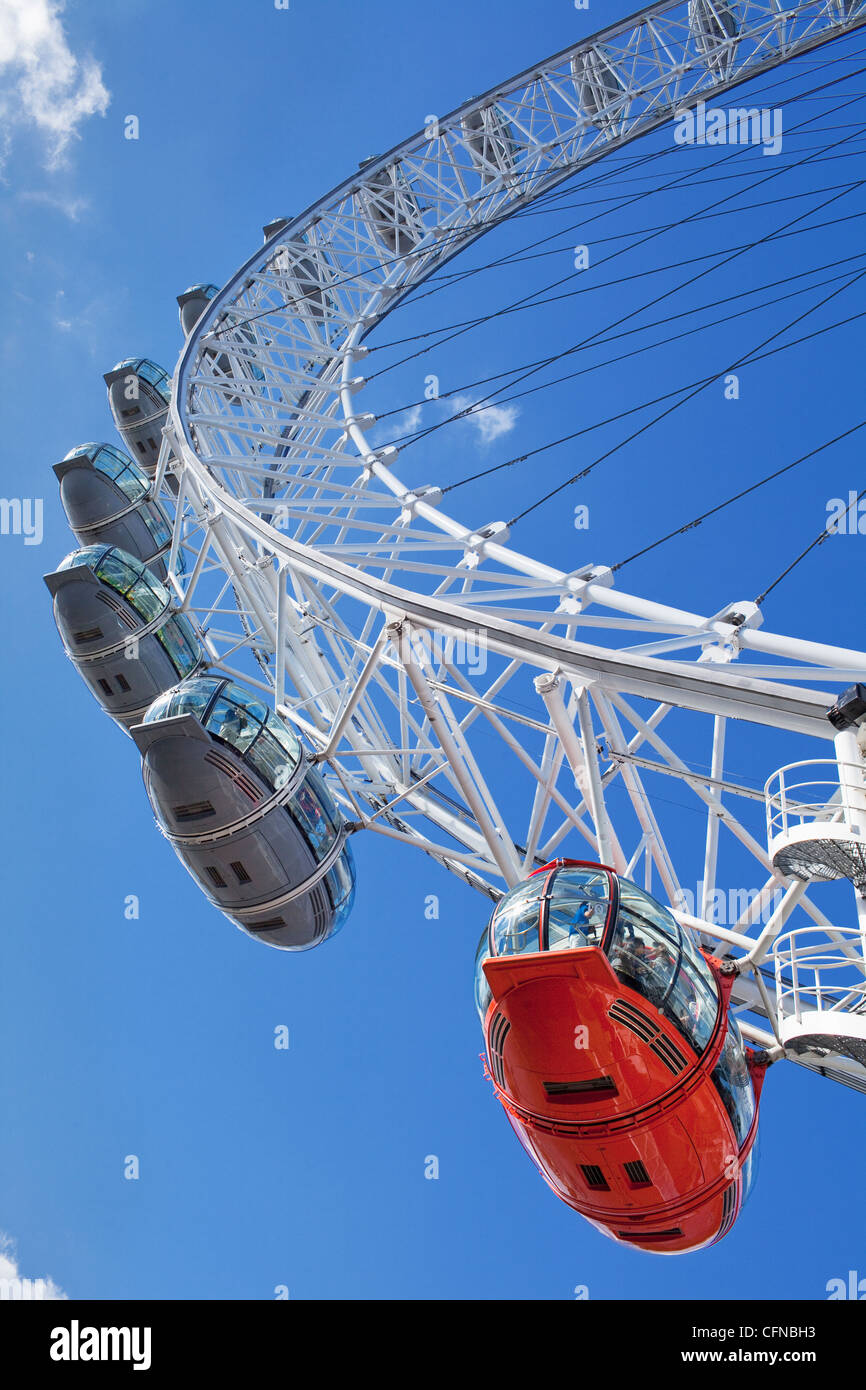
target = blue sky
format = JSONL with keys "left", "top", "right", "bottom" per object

{"left": 0, "top": 0, "right": 864, "bottom": 1299}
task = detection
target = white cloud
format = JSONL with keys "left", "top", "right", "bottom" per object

{"left": 395, "top": 404, "right": 423, "bottom": 435}
{"left": 0, "top": 1, "right": 110, "bottom": 167}
{"left": 370, "top": 402, "right": 423, "bottom": 448}
{"left": 18, "top": 188, "right": 89, "bottom": 220}
{"left": 451, "top": 394, "right": 520, "bottom": 444}
{"left": 0, "top": 1233, "right": 66, "bottom": 1301}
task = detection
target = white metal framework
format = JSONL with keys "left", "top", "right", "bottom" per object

{"left": 154, "top": 0, "right": 866, "bottom": 1090}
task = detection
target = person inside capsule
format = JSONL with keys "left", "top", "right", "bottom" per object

{"left": 476, "top": 862, "right": 720, "bottom": 1058}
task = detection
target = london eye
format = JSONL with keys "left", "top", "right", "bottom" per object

{"left": 45, "top": 0, "right": 866, "bottom": 1254}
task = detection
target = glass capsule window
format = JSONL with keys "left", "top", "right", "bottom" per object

{"left": 146, "top": 677, "right": 213, "bottom": 725}
{"left": 138, "top": 361, "right": 171, "bottom": 400}
{"left": 58, "top": 545, "right": 198, "bottom": 676}
{"left": 143, "top": 677, "right": 303, "bottom": 793}
{"left": 474, "top": 922, "right": 495, "bottom": 1023}
{"left": 289, "top": 768, "right": 342, "bottom": 857}
{"left": 493, "top": 880, "right": 545, "bottom": 957}
{"left": 89, "top": 445, "right": 148, "bottom": 499}
{"left": 608, "top": 878, "right": 719, "bottom": 1054}
{"left": 739, "top": 1132, "right": 760, "bottom": 1209}
{"left": 64, "top": 442, "right": 102, "bottom": 461}
{"left": 326, "top": 840, "right": 356, "bottom": 935}
{"left": 546, "top": 866, "right": 611, "bottom": 950}
{"left": 64, "top": 448, "right": 174, "bottom": 543}
{"left": 142, "top": 509, "right": 172, "bottom": 549}
{"left": 112, "top": 359, "right": 171, "bottom": 403}
{"left": 59, "top": 545, "right": 170, "bottom": 622}
{"left": 711, "top": 1018, "right": 756, "bottom": 1147}
{"left": 155, "top": 614, "right": 201, "bottom": 679}
{"left": 608, "top": 883, "right": 680, "bottom": 1007}
{"left": 475, "top": 865, "right": 721, "bottom": 1053}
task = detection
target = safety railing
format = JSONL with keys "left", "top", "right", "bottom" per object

{"left": 773, "top": 926, "right": 866, "bottom": 1024}
{"left": 764, "top": 761, "right": 864, "bottom": 842}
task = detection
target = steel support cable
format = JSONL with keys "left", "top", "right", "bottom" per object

{"left": 372, "top": 250, "right": 866, "bottom": 425}
{"left": 447, "top": 260, "right": 866, "bottom": 420}
{"left": 411, "top": 255, "right": 866, "bottom": 427}
{"left": 374, "top": 170, "right": 866, "bottom": 457}
{"left": 383, "top": 45, "right": 866, "bottom": 313}
{"left": 504, "top": 265, "right": 866, "bottom": 527}
{"left": 206, "top": 124, "right": 696, "bottom": 343}
{"left": 386, "top": 132, "right": 866, "bottom": 316}
{"left": 754, "top": 486, "right": 866, "bottom": 605}
{"left": 372, "top": 205, "right": 866, "bottom": 366}
{"left": 498, "top": 36, "right": 866, "bottom": 206}
{"left": 506, "top": 42, "right": 866, "bottom": 205}
{"left": 205, "top": 55, "right": 866, "bottom": 348}
{"left": 365, "top": 81, "right": 866, "bottom": 386}
{"left": 390, "top": 133, "right": 866, "bottom": 311}
{"left": 611, "top": 422, "right": 866, "bottom": 572}
{"left": 377, "top": 153, "right": 866, "bottom": 454}
{"left": 438, "top": 304, "right": 866, "bottom": 497}
{"left": 374, "top": 143, "right": 866, "bottom": 337}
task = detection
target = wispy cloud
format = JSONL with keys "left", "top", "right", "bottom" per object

{"left": 0, "top": 1233, "right": 66, "bottom": 1300}
{"left": 393, "top": 403, "right": 423, "bottom": 436}
{"left": 0, "top": 0, "right": 110, "bottom": 168}
{"left": 18, "top": 188, "right": 89, "bottom": 220}
{"left": 370, "top": 402, "right": 423, "bottom": 448}
{"left": 451, "top": 394, "right": 520, "bottom": 444}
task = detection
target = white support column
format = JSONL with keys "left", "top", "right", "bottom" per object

{"left": 593, "top": 689, "right": 680, "bottom": 904}
{"left": 738, "top": 879, "right": 809, "bottom": 970}
{"left": 391, "top": 621, "right": 522, "bottom": 886}
{"left": 701, "top": 716, "right": 727, "bottom": 923}
{"left": 314, "top": 632, "right": 388, "bottom": 763}
{"left": 834, "top": 726, "right": 866, "bottom": 937}
{"left": 535, "top": 672, "right": 625, "bottom": 872}
{"left": 178, "top": 522, "right": 214, "bottom": 614}
{"left": 274, "top": 565, "right": 290, "bottom": 710}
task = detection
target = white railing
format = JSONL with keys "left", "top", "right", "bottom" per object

{"left": 764, "top": 761, "right": 863, "bottom": 841}
{"left": 773, "top": 926, "right": 866, "bottom": 1023}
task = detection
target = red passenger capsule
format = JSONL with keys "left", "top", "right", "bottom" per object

{"left": 475, "top": 860, "right": 768, "bottom": 1253}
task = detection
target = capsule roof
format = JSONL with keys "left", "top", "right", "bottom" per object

{"left": 143, "top": 675, "right": 301, "bottom": 778}
{"left": 103, "top": 358, "right": 171, "bottom": 402}
{"left": 262, "top": 217, "right": 290, "bottom": 240}
{"left": 54, "top": 442, "right": 150, "bottom": 499}
{"left": 56, "top": 543, "right": 171, "bottom": 621}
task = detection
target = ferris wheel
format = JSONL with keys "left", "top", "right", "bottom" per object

{"left": 45, "top": 0, "right": 866, "bottom": 1251}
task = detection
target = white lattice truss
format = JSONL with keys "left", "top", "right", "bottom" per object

{"left": 155, "top": 0, "right": 866, "bottom": 1085}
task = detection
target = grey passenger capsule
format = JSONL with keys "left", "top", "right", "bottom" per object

{"left": 103, "top": 358, "right": 171, "bottom": 477}
{"left": 131, "top": 676, "right": 356, "bottom": 950}
{"left": 178, "top": 282, "right": 266, "bottom": 392}
{"left": 53, "top": 443, "right": 176, "bottom": 580}
{"left": 44, "top": 545, "right": 204, "bottom": 730}
{"left": 688, "top": 0, "right": 740, "bottom": 74}
{"left": 461, "top": 105, "right": 517, "bottom": 180}
{"left": 177, "top": 283, "right": 219, "bottom": 338}
{"left": 262, "top": 217, "right": 291, "bottom": 241}
{"left": 572, "top": 47, "right": 626, "bottom": 130}
{"left": 360, "top": 163, "right": 425, "bottom": 256}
